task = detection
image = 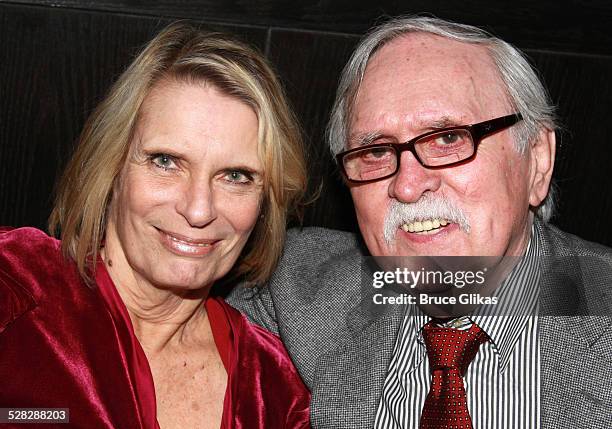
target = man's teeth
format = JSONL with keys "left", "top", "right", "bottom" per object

{"left": 400, "top": 218, "right": 449, "bottom": 233}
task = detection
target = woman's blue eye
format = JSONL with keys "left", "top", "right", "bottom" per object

{"left": 226, "top": 170, "right": 252, "bottom": 184}
{"left": 151, "top": 154, "right": 176, "bottom": 170}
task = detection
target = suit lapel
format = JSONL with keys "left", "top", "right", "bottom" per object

{"left": 309, "top": 299, "right": 405, "bottom": 428}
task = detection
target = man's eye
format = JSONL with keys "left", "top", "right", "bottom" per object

{"left": 369, "top": 148, "right": 391, "bottom": 158}
{"left": 151, "top": 154, "right": 177, "bottom": 170}
{"left": 361, "top": 147, "right": 393, "bottom": 161}
{"left": 436, "top": 132, "right": 461, "bottom": 145}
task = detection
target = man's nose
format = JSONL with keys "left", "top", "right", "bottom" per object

{"left": 388, "top": 150, "right": 442, "bottom": 203}
{"left": 176, "top": 177, "right": 217, "bottom": 228}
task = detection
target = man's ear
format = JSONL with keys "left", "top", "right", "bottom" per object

{"left": 528, "top": 128, "right": 556, "bottom": 207}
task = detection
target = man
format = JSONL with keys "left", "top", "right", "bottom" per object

{"left": 228, "top": 16, "right": 612, "bottom": 428}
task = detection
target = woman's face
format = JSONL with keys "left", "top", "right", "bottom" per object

{"left": 105, "top": 80, "right": 263, "bottom": 291}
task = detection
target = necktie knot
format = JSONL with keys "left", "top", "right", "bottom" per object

{"left": 422, "top": 322, "right": 487, "bottom": 374}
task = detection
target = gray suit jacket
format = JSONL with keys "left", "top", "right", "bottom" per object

{"left": 227, "top": 221, "right": 612, "bottom": 428}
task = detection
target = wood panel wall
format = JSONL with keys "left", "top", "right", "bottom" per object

{"left": 1, "top": 1, "right": 611, "bottom": 246}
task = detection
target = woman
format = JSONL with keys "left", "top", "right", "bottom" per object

{"left": 0, "top": 23, "right": 309, "bottom": 428}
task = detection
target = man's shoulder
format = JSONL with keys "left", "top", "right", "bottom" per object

{"left": 540, "top": 221, "right": 612, "bottom": 258}
{"left": 226, "top": 227, "right": 367, "bottom": 338}
{"left": 271, "top": 226, "right": 366, "bottom": 292}
{"left": 283, "top": 226, "right": 365, "bottom": 261}
{"left": 538, "top": 221, "right": 612, "bottom": 314}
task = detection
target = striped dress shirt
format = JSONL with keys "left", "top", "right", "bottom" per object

{"left": 375, "top": 229, "right": 541, "bottom": 429}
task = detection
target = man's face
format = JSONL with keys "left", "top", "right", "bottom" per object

{"left": 348, "top": 34, "right": 548, "bottom": 258}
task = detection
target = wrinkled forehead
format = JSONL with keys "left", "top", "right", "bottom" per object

{"left": 350, "top": 33, "right": 511, "bottom": 134}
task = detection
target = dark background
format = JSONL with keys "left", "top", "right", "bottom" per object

{"left": 1, "top": 0, "right": 611, "bottom": 246}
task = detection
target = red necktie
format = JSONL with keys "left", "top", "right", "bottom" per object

{"left": 419, "top": 321, "right": 488, "bottom": 429}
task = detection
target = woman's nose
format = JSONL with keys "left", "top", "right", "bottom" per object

{"left": 176, "top": 178, "right": 217, "bottom": 228}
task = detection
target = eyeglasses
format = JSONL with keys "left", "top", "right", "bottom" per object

{"left": 336, "top": 113, "right": 523, "bottom": 183}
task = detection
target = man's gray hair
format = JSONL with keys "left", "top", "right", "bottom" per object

{"left": 327, "top": 15, "right": 558, "bottom": 222}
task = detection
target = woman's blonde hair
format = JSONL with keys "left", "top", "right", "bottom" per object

{"left": 49, "top": 22, "right": 307, "bottom": 285}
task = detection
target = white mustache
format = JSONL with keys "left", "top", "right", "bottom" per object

{"left": 383, "top": 194, "right": 470, "bottom": 244}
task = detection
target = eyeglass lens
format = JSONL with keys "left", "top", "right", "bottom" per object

{"left": 343, "top": 129, "right": 476, "bottom": 182}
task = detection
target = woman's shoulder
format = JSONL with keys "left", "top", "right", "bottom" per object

{"left": 0, "top": 226, "right": 74, "bottom": 281}
{"left": 0, "top": 226, "right": 63, "bottom": 262}
{"left": 0, "top": 227, "right": 82, "bottom": 330}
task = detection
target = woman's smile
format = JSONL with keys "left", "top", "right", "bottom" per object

{"left": 157, "top": 227, "right": 219, "bottom": 257}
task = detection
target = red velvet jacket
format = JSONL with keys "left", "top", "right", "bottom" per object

{"left": 0, "top": 227, "right": 310, "bottom": 428}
